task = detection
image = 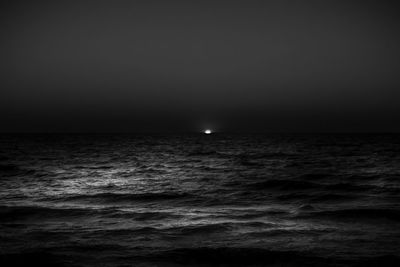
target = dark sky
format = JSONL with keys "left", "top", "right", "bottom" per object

{"left": 1, "top": 0, "right": 400, "bottom": 132}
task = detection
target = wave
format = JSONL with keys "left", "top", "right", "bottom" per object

{"left": 276, "top": 191, "right": 363, "bottom": 202}
{"left": 1, "top": 134, "right": 400, "bottom": 266}
{"left": 108, "top": 211, "right": 182, "bottom": 221}
{"left": 0, "top": 252, "right": 65, "bottom": 267}
{"left": 0, "top": 205, "right": 99, "bottom": 222}
{"left": 309, "top": 193, "right": 358, "bottom": 202}
{"left": 223, "top": 209, "right": 291, "bottom": 219}
{"left": 62, "top": 192, "right": 194, "bottom": 203}
{"left": 143, "top": 247, "right": 334, "bottom": 266}
{"left": 297, "top": 172, "right": 334, "bottom": 180}
{"left": 275, "top": 192, "right": 312, "bottom": 201}
{"left": 299, "top": 208, "right": 400, "bottom": 222}
{"left": 237, "top": 151, "right": 297, "bottom": 159}
{"left": 75, "top": 165, "right": 113, "bottom": 170}
{"left": 2, "top": 248, "right": 399, "bottom": 267}
{"left": 170, "top": 223, "right": 233, "bottom": 235}
{"left": 248, "top": 178, "right": 376, "bottom": 197}
{"left": 187, "top": 150, "right": 218, "bottom": 156}
{"left": 249, "top": 179, "right": 322, "bottom": 191}
{"left": 0, "top": 205, "right": 184, "bottom": 223}
{"left": 324, "top": 182, "right": 375, "bottom": 192}
{"left": 0, "top": 163, "right": 45, "bottom": 178}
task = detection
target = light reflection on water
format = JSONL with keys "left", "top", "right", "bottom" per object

{"left": 1, "top": 134, "right": 400, "bottom": 266}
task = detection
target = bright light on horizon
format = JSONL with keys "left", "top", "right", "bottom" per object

{"left": 204, "top": 129, "right": 212, "bottom": 134}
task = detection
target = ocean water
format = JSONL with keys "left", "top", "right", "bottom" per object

{"left": 0, "top": 134, "right": 400, "bottom": 266}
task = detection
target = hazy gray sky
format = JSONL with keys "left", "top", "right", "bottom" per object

{"left": 1, "top": 0, "right": 400, "bottom": 132}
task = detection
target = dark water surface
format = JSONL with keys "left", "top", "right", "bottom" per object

{"left": 1, "top": 134, "right": 400, "bottom": 266}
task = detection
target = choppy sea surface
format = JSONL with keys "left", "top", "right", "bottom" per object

{"left": 1, "top": 134, "right": 400, "bottom": 267}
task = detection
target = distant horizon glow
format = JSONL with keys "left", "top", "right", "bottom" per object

{"left": 0, "top": 1, "right": 400, "bottom": 133}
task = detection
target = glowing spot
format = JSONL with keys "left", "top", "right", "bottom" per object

{"left": 204, "top": 129, "right": 212, "bottom": 134}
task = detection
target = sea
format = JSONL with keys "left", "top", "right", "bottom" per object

{"left": 0, "top": 133, "right": 400, "bottom": 266}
